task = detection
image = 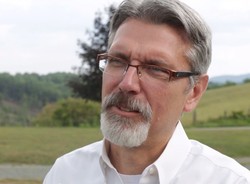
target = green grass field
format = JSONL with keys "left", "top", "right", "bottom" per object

{"left": 0, "top": 127, "right": 250, "bottom": 165}
{"left": 0, "top": 180, "right": 40, "bottom": 184}
{"left": 186, "top": 127, "right": 250, "bottom": 159}
{"left": 1, "top": 126, "right": 250, "bottom": 184}
{"left": 0, "top": 127, "right": 102, "bottom": 165}
{"left": 182, "top": 82, "right": 250, "bottom": 125}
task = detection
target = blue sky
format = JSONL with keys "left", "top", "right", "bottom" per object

{"left": 0, "top": 0, "right": 250, "bottom": 77}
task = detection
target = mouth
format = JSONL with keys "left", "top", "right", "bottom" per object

{"left": 110, "top": 105, "right": 140, "bottom": 117}
{"left": 102, "top": 91, "right": 152, "bottom": 121}
{"left": 118, "top": 105, "right": 139, "bottom": 113}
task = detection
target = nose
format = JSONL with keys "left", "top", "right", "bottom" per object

{"left": 118, "top": 66, "right": 141, "bottom": 94}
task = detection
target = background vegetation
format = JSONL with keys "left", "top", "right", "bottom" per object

{"left": 182, "top": 82, "right": 250, "bottom": 127}
{"left": 0, "top": 72, "right": 249, "bottom": 127}
{"left": 0, "top": 180, "right": 40, "bottom": 184}
{"left": 0, "top": 72, "right": 74, "bottom": 106}
{"left": 0, "top": 72, "right": 74, "bottom": 126}
{"left": 33, "top": 98, "right": 100, "bottom": 127}
{"left": 0, "top": 127, "right": 249, "bottom": 166}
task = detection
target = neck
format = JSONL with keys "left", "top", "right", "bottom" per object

{"left": 107, "top": 138, "right": 168, "bottom": 175}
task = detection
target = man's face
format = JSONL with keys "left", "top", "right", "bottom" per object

{"left": 101, "top": 19, "right": 196, "bottom": 147}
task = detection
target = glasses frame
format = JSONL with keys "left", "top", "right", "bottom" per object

{"left": 97, "top": 53, "right": 200, "bottom": 82}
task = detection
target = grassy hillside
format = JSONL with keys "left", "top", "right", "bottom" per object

{"left": 182, "top": 82, "right": 250, "bottom": 126}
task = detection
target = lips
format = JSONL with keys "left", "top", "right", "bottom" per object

{"left": 118, "top": 105, "right": 139, "bottom": 113}
{"left": 110, "top": 105, "right": 140, "bottom": 118}
{"left": 102, "top": 91, "right": 152, "bottom": 121}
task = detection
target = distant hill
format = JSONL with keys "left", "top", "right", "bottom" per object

{"left": 210, "top": 73, "right": 250, "bottom": 84}
{"left": 0, "top": 72, "right": 76, "bottom": 126}
{"left": 182, "top": 82, "right": 250, "bottom": 126}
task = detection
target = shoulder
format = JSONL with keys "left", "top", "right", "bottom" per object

{"left": 57, "top": 140, "right": 103, "bottom": 164}
{"left": 50, "top": 140, "right": 104, "bottom": 172}
{"left": 188, "top": 140, "right": 250, "bottom": 181}
{"left": 43, "top": 140, "right": 104, "bottom": 183}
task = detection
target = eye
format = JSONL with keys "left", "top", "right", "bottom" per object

{"left": 107, "top": 57, "right": 126, "bottom": 68}
{"left": 143, "top": 65, "right": 170, "bottom": 79}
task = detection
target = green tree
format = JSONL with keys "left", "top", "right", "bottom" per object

{"left": 244, "top": 78, "right": 250, "bottom": 83}
{"left": 0, "top": 72, "right": 74, "bottom": 108}
{"left": 68, "top": 5, "right": 116, "bottom": 101}
{"left": 32, "top": 98, "right": 100, "bottom": 127}
{"left": 223, "top": 81, "right": 236, "bottom": 87}
{"left": 32, "top": 103, "right": 60, "bottom": 127}
{"left": 0, "top": 72, "right": 74, "bottom": 126}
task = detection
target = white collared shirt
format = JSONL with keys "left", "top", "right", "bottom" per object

{"left": 43, "top": 123, "right": 250, "bottom": 184}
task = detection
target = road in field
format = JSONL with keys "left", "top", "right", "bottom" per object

{"left": 0, "top": 163, "right": 249, "bottom": 180}
{"left": 0, "top": 164, "right": 51, "bottom": 180}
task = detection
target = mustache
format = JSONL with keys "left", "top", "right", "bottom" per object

{"left": 102, "top": 91, "right": 152, "bottom": 120}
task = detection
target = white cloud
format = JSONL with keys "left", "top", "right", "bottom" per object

{"left": 0, "top": 24, "right": 13, "bottom": 38}
{"left": 0, "top": 0, "right": 32, "bottom": 10}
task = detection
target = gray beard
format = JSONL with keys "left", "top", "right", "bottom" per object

{"left": 100, "top": 91, "right": 152, "bottom": 148}
{"left": 101, "top": 112, "right": 151, "bottom": 148}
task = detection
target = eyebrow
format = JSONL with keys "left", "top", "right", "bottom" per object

{"left": 108, "top": 51, "right": 129, "bottom": 61}
{"left": 144, "top": 58, "right": 164, "bottom": 65}
{"left": 108, "top": 51, "right": 175, "bottom": 69}
{"left": 144, "top": 58, "right": 175, "bottom": 70}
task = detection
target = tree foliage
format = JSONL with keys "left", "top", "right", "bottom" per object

{"left": 0, "top": 72, "right": 75, "bottom": 126}
{"left": 33, "top": 98, "right": 101, "bottom": 127}
{"left": 0, "top": 72, "right": 74, "bottom": 107}
{"left": 68, "top": 5, "right": 116, "bottom": 101}
{"left": 244, "top": 78, "right": 250, "bottom": 83}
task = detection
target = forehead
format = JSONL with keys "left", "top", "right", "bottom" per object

{"left": 109, "top": 19, "right": 190, "bottom": 68}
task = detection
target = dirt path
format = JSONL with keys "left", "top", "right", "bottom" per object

{"left": 0, "top": 165, "right": 51, "bottom": 180}
{"left": 0, "top": 160, "right": 249, "bottom": 181}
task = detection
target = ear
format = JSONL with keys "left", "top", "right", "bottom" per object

{"left": 183, "top": 75, "right": 208, "bottom": 112}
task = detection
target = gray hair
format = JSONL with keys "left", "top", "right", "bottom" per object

{"left": 108, "top": 0, "right": 212, "bottom": 75}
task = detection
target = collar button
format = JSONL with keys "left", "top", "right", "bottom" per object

{"left": 149, "top": 167, "right": 156, "bottom": 175}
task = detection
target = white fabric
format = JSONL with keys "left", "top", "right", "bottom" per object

{"left": 119, "top": 174, "right": 141, "bottom": 184}
{"left": 43, "top": 123, "right": 250, "bottom": 184}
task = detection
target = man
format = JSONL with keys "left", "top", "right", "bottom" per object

{"left": 44, "top": 0, "right": 250, "bottom": 183}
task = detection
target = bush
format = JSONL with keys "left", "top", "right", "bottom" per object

{"left": 193, "top": 110, "right": 250, "bottom": 128}
{"left": 32, "top": 98, "right": 101, "bottom": 127}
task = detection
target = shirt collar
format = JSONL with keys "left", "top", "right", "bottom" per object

{"left": 99, "top": 122, "right": 191, "bottom": 183}
{"left": 100, "top": 139, "right": 114, "bottom": 169}
{"left": 154, "top": 122, "right": 191, "bottom": 183}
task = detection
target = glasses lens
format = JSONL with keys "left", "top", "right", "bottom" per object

{"left": 99, "top": 56, "right": 127, "bottom": 77}
{"left": 141, "top": 65, "right": 171, "bottom": 81}
{"left": 99, "top": 59, "right": 106, "bottom": 71}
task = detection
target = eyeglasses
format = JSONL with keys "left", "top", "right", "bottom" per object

{"left": 97, "top": 53, "right": 200, "bottom": 82}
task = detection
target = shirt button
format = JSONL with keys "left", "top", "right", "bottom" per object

{"left": 149, "top": 167, "right": 156, "bottom": 175}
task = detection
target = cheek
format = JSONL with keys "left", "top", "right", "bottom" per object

{"left": 148, "top": 83, "right": 186, "bottom": 123}
{"left": 147, "top": 85, "right": 168, "bottom": 117}
{"left": 102, "top": 75, "right": 119, "bottom": 99}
